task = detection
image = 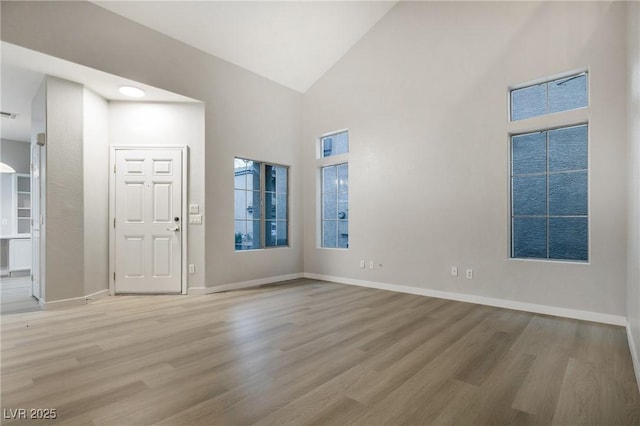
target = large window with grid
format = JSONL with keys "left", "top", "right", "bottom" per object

{"left": 234, "top": 158, "right": 288, "bottom": 251}
{"left": 510, "top": 124, "right": 588, "bottom": 261}
{"left": 509, "top": 70, "right": 589, "bottom": 262}
{"left": 320, "top": 130, "right": 349, "bottom": 248}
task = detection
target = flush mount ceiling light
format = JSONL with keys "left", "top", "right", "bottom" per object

{"left": 118, "top": 85, "right": 145, "bottom": 98}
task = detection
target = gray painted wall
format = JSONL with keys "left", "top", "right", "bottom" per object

{"left": 1, "top": 1, "right": 303, "bottom": 291}
{"left": 0, "top": 139, "right": 30, "bottom": 173}
{"left": 45, "top": 76, "right": 84, "bottom": 302}
{"left": 627, "top": 0, "right": 640, "bottom": 377}
{"left": 302, "top": 1, "right": 628, "bottom": 316}
{"left": 83, "top": 88, "right": 109, "bottom": 297}
{"left": 0, "top": 1, "right": 634, "bottom": 325}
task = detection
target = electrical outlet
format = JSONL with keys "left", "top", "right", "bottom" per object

{"left": 450, "top": 266, "right": 458, "bottom": 277}
{"left": 189, "top": 264, "right": 195, "bottom": 274}
{"left": 369, "top": 261, "right": 374, "bottom": 269}
{"left": 466, "top": 269, "right": 473, "bottom": 279}
{"left": 360, "top": 260, "right": 365, "bottom": 268}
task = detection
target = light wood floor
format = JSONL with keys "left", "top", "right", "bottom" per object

{"left": 1, "top": 279, "right": 639, "bottom": 425}
{"left": 1, "top": 275, "right": 40, "bottom": 315}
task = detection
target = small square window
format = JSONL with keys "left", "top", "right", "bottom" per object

{"left": 321, "top": 131, "right": 349, "bottom": 158}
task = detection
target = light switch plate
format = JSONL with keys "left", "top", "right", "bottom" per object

{"left": 189, "top": 214, "right": 202, "bottom": 224}
{"left": 189, "top": 204, "right": 199, "bottom": 214}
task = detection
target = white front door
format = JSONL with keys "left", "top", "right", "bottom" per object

{"left": 114, "top": 148, "right": 183, "bottom": 293}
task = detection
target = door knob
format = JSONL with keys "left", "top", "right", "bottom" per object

{"left": 167, "top": 226, "right": 180, "bottom": 231}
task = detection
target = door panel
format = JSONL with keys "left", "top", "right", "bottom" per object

{"left": 153, "top": 183, "right": 172, "bottom": 222}
{"left": 152, "top": 236, "right": 172, "bottom": 276}
{"left": 124, "top": 236, "right": 144, "bottom": 277}
{"left": 115, "top": 149, "right": 182, "bottom": 293}
{"left": 125, "top": 182, "right": 144, "bottom": 222}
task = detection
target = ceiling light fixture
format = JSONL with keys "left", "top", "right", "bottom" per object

{"left": 119, "top": 85, "right": 145, "bottom": 98}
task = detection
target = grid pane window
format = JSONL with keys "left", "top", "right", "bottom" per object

{"left": 322, "top": 163, "right": 348, "bottom": 248}
{"left": 511, "top": 73, "right": 587, "bottom": 121}
{"left": 321, "top": 130, "right": 349, "bottom": 158}
{"left": 235, "top": 158, "right": 288, "bottom": 250}
{"left": 511, "top": 124, "right": 588, "bottom": 261}
{"left": 265, "top": 164, "right": 288, "bottom": 247}
{"left": 234, "top": 158, "right": 261, "bottom": 250}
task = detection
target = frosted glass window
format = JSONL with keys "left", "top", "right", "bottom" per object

{"left": 512, "top": 132, "right": 546, "bottom": 175}
{"left": 511, "top": 84, "right": 546, "bottom": 121}
{"left": 321, "top": 131, "right": 349, "bottom": 158}
{"left": 548, "top": 74, "right": 588, "bottom": 115}
{"left": 235, "top": 158, "right": 288, "bottom": 250}
{"left": 513, "top": 218, "right": 547, "bottom": 259}
{"left": 510, "top": 124, "right": 588, "bottom": 261}
{"left": 549, "top": 217, "right": 588, "bottom": 261}
{"left": 322, "top": 163, "right": 348, "bottom": 248}
{"left": 511, "top": 72, "right": 587, "bottom": 121}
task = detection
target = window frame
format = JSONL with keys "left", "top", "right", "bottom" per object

{"left": 234, "top": 157, "right": 289, "bottom": 251}
{"left": 317, "top": 130, "right": 349, "bottom": 249}
{"left": 509, "top": 123, "right": 589, "bottom": 263}
{"left": 509, "top": 69, "right": 589, "bottom": 122}
{"left": 507, "top": 69, "right": 590, "bottom": 264}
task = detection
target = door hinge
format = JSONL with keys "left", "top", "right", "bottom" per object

{"left": 113, "top": 272, "right": 116, "bottom": 281}
{"left": 114, "top": 218, "right": 116, "bottom": 228}
{"left": 113, "top": 163, "right": 116, "bottom": 173}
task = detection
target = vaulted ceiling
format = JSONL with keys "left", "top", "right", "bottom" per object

{"left": 92, "top": 1, "right": 398, "bottom": 93}
{"left": 1, "top": 1, "right": 397, "bottom": 142}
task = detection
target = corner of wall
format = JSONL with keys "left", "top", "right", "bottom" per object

{"left": 626, "top": 0, "right": 640, "bottom": 393}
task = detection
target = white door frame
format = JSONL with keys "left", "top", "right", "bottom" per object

{"left": 109, "top": 146, "right": 188, "bottom": 295}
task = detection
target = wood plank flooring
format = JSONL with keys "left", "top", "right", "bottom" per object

{"left": 1, "top": 275, "right": 40, "bottom": 315}
{"left": 1, "top": 279, "right": 639, "bottom": 425}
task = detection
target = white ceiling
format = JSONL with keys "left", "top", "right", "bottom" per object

{"left": 1, "top": 1, "right": 396, "bottom": 143}
{"left": 92, "top": 1, "right": 398, "bottom": 93}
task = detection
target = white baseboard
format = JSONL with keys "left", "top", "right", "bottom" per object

{"left": 304, "top": 273, "right": 627, "bottom": 327}
{"left": 188, "top": 273, "right": 305, "bottom": 295}
{"left": 40, "top": 289, "right": 109, "bottom": 310}
{"left": 626, "top": 323, "right": 640, "bottom": 394}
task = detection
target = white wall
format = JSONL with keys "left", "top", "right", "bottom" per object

{"left": 303, "top": 1, "right": 628, "bottom": 317}
{"left": 1, "top": 1, "right": 304, "bottom": 290}
{"left": 83, "top": 88, "right": 109, "bottom": 296}
{"left": 108, "top": 101, "right": 205, "bottom": 289}
{"left": 627, "top": 0, "right": 640, "bottom": 382}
